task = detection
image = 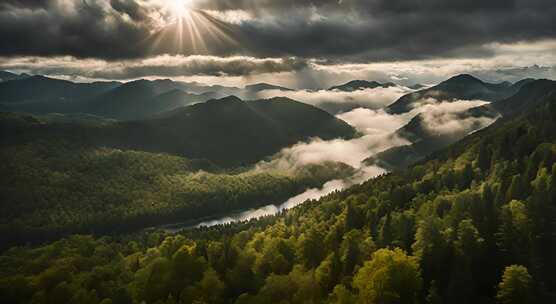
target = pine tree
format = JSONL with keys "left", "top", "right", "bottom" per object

{"left": 496, "top": 265, "right": 534, "bottom": 304}
{"left": 426, "top": 280, "right": 442, "bottom": 304}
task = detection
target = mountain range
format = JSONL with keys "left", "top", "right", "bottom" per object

{"left": 1, "top": 95, "right": 356, "bottom": 167}
{"left": 369, "top": 78, "right": 556, "bottom": 169}
{"left": 2, "top": 71, "right": 551, "bottom": 171}
{"left": 0, "top": 73, "right": 302, "bottom": 119}
{"left": 386, "top": 74, "right": 534, "bottom": 114}
{"left": 1, "top": 70, "right": 555, "bottom": 304}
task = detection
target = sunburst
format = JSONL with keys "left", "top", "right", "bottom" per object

{"left": 145, "top": 1, "right": 240, "bottom": 56}
{"left": 166, "top": 0, "right": 193, "bottom": 19}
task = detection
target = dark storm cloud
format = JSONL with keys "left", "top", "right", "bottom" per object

{"left": 223, "top": 0, "right": 556, "bottom": 61}
{"left": 109, "top": 0, "right": 149, "bottom": 22}
{"left": 0, "top": 0, "right": 153, "bottom": 59}
{"left": 0, "top": 0, "right": 51, "bottom": 9}
{"left": 0, "top": 0, "right": 555, "bottom": 63}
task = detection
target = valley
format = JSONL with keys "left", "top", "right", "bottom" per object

{"left": 1, "top": 73, "right": 555, "bottom": 303}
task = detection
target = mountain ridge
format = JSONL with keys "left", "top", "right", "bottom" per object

{"left": 329, "top": 79, "right": 397, "bottom": 91}
{"left": 1, "top": 95, "right": 356, "bottom": 167}
{"left": 386, "top": 74, "right": 528, "bottom": 114}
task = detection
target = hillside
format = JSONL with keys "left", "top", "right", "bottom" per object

{"left": 84, "top": 80, "right": 214, "bottom": 120}
{"left": 1, "top": 74, "right": 554, "bottom": 304}
{"left": 109, "top": 96, "right": 356, "bottom": 166}
{"left": 490, "top": 79, "right": 556, "bottom": 117}
{"left": 367, "top": 105, "right": 501, "bottom": 170}
{"left": 386, "top": 74, "right": 529, "bottom": 114}
{"left": 368, "top": 79, "right": 556, "bottom": 170}
{"left": 0, "top": 75, "right": 120, "bottom": 105}
{"left": 0, "top": 94, "right": 357, "bottom": 247}
{"left": 2, "top": 96, "right": 356, "bottom": 167}
{"left": 0, "top": 137, "right": 353, "bottom": 248}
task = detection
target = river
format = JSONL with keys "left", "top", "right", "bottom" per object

{"left": 159, "top": 179, "right": 346, "bottom": 232}
{"left": 157, "top": 164, "right": 387, "bottom": 232}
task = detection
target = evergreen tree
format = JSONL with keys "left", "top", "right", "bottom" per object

{"left": 496, "top": 265, "right": 534, "bottom": 304}
{"left": 426, "top": 280, "right": 442, "bottom": 304}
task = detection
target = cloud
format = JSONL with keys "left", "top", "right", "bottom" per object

{"left": 410, "top": 99, "right": 497, "bottom": 136}
{"left": 410, "top": 98, "right": 489, "bottom": 113}
{"left": 255, "top": 86, "right": 411, "bottom": 113}
{"left": 258, "top": 107, "right": 413, "bottom": 171}
{"left": 337, "top": 108, "right": 410, "bottom": 135}
{"left": 0, "top": 0, "right": 554, "bottom": 62}
{"left": 190, "top": 95, "right": 500, "bottom": 228}
{"left": 1, "top": 40, "right": 555, "bottom": 86}
{"left": 258, "top": 97, "right": 495, "bottom": 174}
{"left": 0, "top": 55, "right": 308, "bottom": 79}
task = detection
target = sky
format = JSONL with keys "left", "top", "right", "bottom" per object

{"left": 1, "top": 0, "right": 555, "bottom": 88}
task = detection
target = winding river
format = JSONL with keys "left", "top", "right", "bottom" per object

{"left": 159, "top": 179, "right": 346, "bottom": 232}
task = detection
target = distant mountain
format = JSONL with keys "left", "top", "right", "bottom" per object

{"left": 177, "top": 82, "right": 241, "bottom": 96}
{"left": 237, "top": 83, "right": 294, "bottom": 100}
{"left": 366, "top": 106, "right": 500, "bottom": 170}
{"left": 0, "top": 75, "right": 305, "bottom": 120}
{"left": 3, "top": 96, "right": 356, "bottom": 167}
{"left": 408, "top": 83, "right": 426, "bottom": 90}
{"left": 368, "top": 79, "right": 556, "bottom": 170}
{"left": 329, "top": 80, "right": 396, "bottom": 91}
{"left": 386, "top": 74, "right": 525, "bottom": 114}
{"left": 0, "top": 76, "right": 221, "bottom": 120}
{"left": 0, "top": 70, "right": 29, "bottom": 82}
{"left": 84, "top": 79, "right": 213, "bottom": 120}
{"left": 245, "top": 83, "right": 293, "bottom": 93}
{"left": 0, "top": 75, "right": 120, "bottom": 104}
{"left": 490, "top": 79, "right": 555, "bottom": 117}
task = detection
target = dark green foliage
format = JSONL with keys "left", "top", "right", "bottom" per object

{"left": 1, "top": 83, "right": 556, "bottom": 303}
{"left": 496, "top": 265, "right": 534, "bottom": 304}
{"left": 0, "top": 139, "right": 352, "bottom": 248}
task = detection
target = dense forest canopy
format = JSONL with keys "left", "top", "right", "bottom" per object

{"left": 1, "top": 79, "right": 555, "bottom": 303}
{"left": 0, "top": 126, "right": 354, "bottom": 248}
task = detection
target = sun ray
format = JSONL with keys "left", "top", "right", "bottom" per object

{"left": 142, "top": 1, "right": 243, "bottom": 57}
{"left": 167, "top": 0, "right": 192, "bottom": 19}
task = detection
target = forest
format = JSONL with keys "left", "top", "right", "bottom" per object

{"left": 1, "top": 85, "right": 555, "bottom": 303}
{"left": 0, "top": 135, "right": 353, "bottom": 248}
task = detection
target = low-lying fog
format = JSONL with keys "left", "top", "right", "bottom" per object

{"left": 195, "top": 87, "right": 498, "bottom": 228}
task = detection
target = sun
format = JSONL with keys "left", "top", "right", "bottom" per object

{"left": 167, "top": 0, "right": 192, "bottom": 19}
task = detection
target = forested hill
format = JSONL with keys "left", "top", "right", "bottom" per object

{"left": 0, "top": 80, "right": 554, "bottom": 303}
{"left": 367, "top": 79, "right": 556, "bottom": 170}
{"left": 490, "top": 79, "right": 556, "bottom": 117}
{"left": 386, "top": 74, "right": 532, "bottom": 114}
{"left": 1, "top": 96, "right": 356, "bottom": 167}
